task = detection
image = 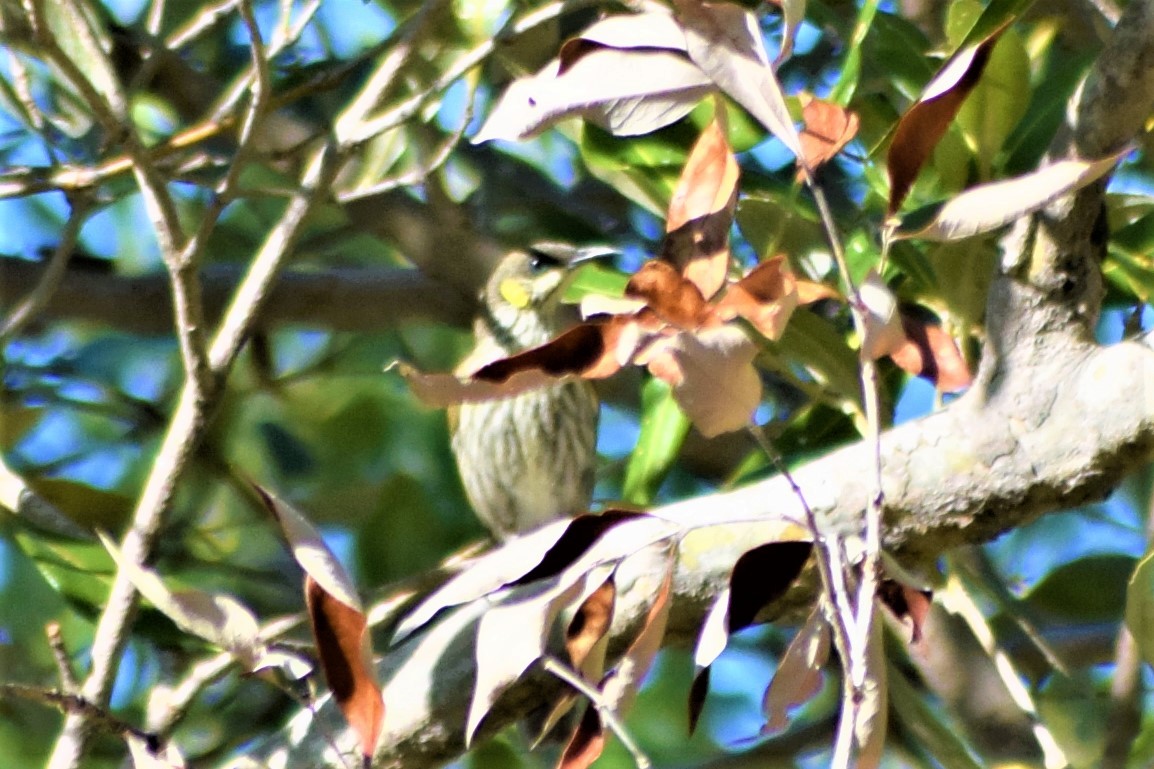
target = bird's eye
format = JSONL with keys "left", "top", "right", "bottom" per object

{"left": 527, "top": 248, "right": 564, "bottom": 273}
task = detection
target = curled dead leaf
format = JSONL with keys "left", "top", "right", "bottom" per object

{"left": 886, "top": 30, "right": 1003, "bottom": 213}
{"left": 625, "top": 260, "right": 716, "bottom": 329}
{"left": 889, "top": 313, "right": 972, "bottom": 392}
{"left": 305, "top": 576, "right": 383, "bottom": 759}
{"left": 715, "top": 255, "right": 800, "bottom": 340}
{"left": 797, "top": 96, "right": 860, "bottom": 179}
{"left": 663, "top": 119, "right": 740, "bottom": 299}
{"left": 642, "top": 325, "right": 762, "bottom": 438}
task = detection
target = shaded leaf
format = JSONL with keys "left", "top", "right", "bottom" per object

{"left": 98, "top": 532, "right": 262, "bottom": 668}
{"left": 889, "top": 313, "right": 972, "bottom": 392}
{"left": 466, "top": 568, "right": 600, "bottom": 744}
{"left": 879, "top": 580, "right": 933, "bottom": 644}
{"left": 676, "top": 0, "right": 804, "bottom": 159}
{"left": 1128, "top": 550, "right": 1154, "bottom": 670}
{"left": 305, "top": 575, "right": 384, "bottom": 759}
{"left": 663, "top": 118, "right": 740, "bottom": 299}
{"left": 126, "top": 734, "right": 186, "bottom": 769}
{"left": 641, "top": 325, "right": 762, "bottom": 437}
{"left": 887, "top": 658, "right": 985, "bottom": 769}
{"left": 621, "top": 377, "right": 692, "bottom": 505}
{"left": 890, "top": 151, "right": 1127, "bottom": 241}
{"left": 763, "top": 607, "right": 830, "bottom": 733}
{"left": 886, "top": 30, "right": 1002, "bottom": 213}
{"left": 797, "top": 97, "right": 860, "bottom": 178}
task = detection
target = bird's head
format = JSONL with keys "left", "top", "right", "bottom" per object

{"left": 478, "top": 243, "right": 615, "bottom": 351}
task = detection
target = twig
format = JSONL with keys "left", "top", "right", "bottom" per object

{"left": 166, "top": 0, "right": 243, "bottom": 49}
{"left": 800, "top": 153, "right": 888, "bottom": 764}
{"left": 542, "top": 655, "right": 652, "bottom": 769}
{"left": 337, "top": 78, "right": 478, "bottom": 202}
{"left": 45, "top": 142, "right": 345, "bottom": 769}
{"left": 340, "top": 0, "right": 598, "bottom": 147}
{"left": 1, "top": 683, "right": 156, "bottom": 744}
{"left": 45, "top": 623, "right": 79, "bottom": 694}
{"left": 0, "top": 198, "right": 89, "bottom": 342}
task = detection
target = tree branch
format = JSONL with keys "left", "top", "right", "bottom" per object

{"left": 240, "top": 2, "right": 1154, "bottom": 766}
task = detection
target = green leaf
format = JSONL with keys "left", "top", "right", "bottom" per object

{"left": 622, "top": 378, "right": 691, "bottom": 505}
{"left": 955, "top": 27, "right": 1030, "bottom": 177}
{"left": 1127, "top": 551, "right": 1154, "bottom": 668}
{"left": 888, "top": 659, "right": 985, "bottom": 769}
{"left": 1033, "top": 553, "right": 1135, "bottom": 623}
{"left": 11, "top": 529, "right": 114, "bottom": 615}
{"left": 771, "top": 309, "right": 863, "bottom": 416}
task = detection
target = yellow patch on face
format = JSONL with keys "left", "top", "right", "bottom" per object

{"left": 499, "top": 278, "right": 532, "bottom": 309}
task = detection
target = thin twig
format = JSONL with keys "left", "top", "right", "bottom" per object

{"left": 0, "top": 198, "right": 89, "bottom": 342}
{"left": 1, "top": 684, "right": 156, "bottom": 744}
{"left": 45, "top": 623, "right": 79, "bottom": 694}
{"left": 542, "top": 655, "right": 652, "bottom": 769}
{"left": 341, "top": 0, "right": 597, "bottom": 147}
{"left": 45, "top": 143, "right": 345, "bottom": 769}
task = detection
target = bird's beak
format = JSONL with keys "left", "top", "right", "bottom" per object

{"left": 566, "top": 245, "right": 618, "bottom": 266}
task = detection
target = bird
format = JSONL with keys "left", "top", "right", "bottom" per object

{"left": 450, "top": 243, "right": 605, "bottom": 540}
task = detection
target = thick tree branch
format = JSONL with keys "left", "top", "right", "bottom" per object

{"left": 0, "top": 259, "right": 476, "bottom": 333}
{"left": 240, "top": 3, "right": 1154, "bottom": 767}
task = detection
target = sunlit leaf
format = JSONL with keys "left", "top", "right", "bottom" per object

{"left": 663, "top": 118, "right": 739, "bottom": 299}
{"left": 887, "top": 29, "right": 1003, "bottom": 213}
{"left": 891, "top": 152, "right": 1127, "bottom": 241}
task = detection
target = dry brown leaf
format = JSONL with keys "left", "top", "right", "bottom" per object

{"left": 796, "top": 96, "right": 860, "bottom": 179}
{"left": 715, "top": 255, "right": 799, "bottom": 340}
{"left": 763, "top": 607, "right": 829, "bottom": 733}
{"left": 567, "top": 575, "right": 617, "bottom": 672}
{"left": 536, "top": 573, "right": 619, "bottom": 742}
{"left": 558, "top": 702, "right": 606, "bottom": 769}
{"left": 305, "top": 576, "right": 384, "bottom": 760}
{"left": 625, "top": 260, "right": 717, "bottom": 329}
{"left": 886, "top": 30, "right": 1003, "bottom": 214}
{"left": 879, "top": 579, "right": 934, "bottom": 645}
{"left": 796, "top": 279, "right": 841, "bottom": 304}
{"left": 643, "top": 325, "right": 761, "bottom": 437}
{"left": 890, "top": 151, "right": 1129, "bottom": 241}
{"left": 889, "top": 313, "right": 972, "bottom": 392}
{"left": 391, "top": 518, "right": 576, "bottom": 643}
{"left": 402, "top": 321, "right": 629, "bottom": 409}
{"left": 690, "top": 541, "right": 813, "bottom": 730}
{"left": 663, "top": 118, "right": 740, "bottom": 299}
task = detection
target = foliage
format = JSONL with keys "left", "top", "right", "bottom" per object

{"left": 0, "top": 0, "right": 1152, "bottom": 768}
